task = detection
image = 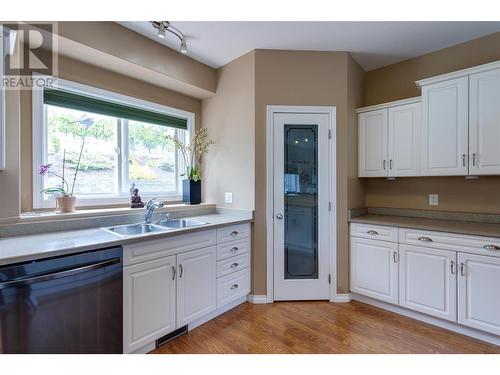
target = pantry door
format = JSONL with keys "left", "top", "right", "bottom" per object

{"left": 272, "top": 111, "right": 333, "bottom": 300}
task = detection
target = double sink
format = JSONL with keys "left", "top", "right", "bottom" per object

{"left": 103, "top": 219, "right": 209, "bottom": 237}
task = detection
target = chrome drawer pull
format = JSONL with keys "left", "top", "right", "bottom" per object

{"left": 172, "top": 266, "right": 176, "bottom": 280}
{"left": 450, "top": 261, "right": 456, "bottom": 275}
{"left": 367, "top": 230, "right": 378, "bottom": 235}
{"left": 393, "top": 251, "right": 399, "bottom": 263}
{"left": 230, "top": 231, "right": 239, "bottom": 236}
{"left": 230, "top": 247, "right": 238, "bottom": 253}
{"left": 483, "top": 244, "right": 500, "bottom": 251}
{"left": 230, "top": 263, "right": 239, "bottom": 269}
{"left": 230, "top": 284, "right": 239, "bottom": 290}
{"left": 460, "top": 262, "right": 465, "bottom": 277}
{"left": 418, "top": 236, "right": 433, "bottom": 242}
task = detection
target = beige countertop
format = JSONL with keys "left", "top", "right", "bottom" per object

{"left": 349, "top": 214, "right": 500, "bottom": 238}
{"left": 0, "top": 213, "right": 252, "bottom": 266}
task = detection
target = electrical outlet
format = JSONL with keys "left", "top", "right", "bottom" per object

{"left": 224, "top": 192, "right": 233, "bottom": 204}
{"left": 429, "top": 194, "right": 439, "bottom": 206}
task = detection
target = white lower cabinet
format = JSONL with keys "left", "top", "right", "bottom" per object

{"left": 123, "top": 224, "right": 251, "bottom": 353}
{"left": 350, "top": 237, "right": 399, "bottom": 304}
{"left": 123, "top": 256, "right": 176, "bottom": 354}
{"left": 399, "top": 244, "right": 457, "bottom": 321}
{"left": 458, "top": 253, "right": 500, "bottom": 336}
{"left": 176, "top": 246, "right": 217, "bottom": 327}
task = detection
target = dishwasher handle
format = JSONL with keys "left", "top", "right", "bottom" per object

{"left": 0, "top": 258, "right": 121, "bottom": 290}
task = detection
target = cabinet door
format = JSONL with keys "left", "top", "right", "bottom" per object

{"left": 176, "top": 246, "right": 217, "bottom": 327}
{"left": 421, "top": 77, "right": 469, "bottom": 176}
{"left": 358, "top": 109, "right": 388, "bottom": 177}
{"left": 123, "top": 256, "right": 176, "bottom": 353}
{"left": 469, "top": 68, "right": 500, "bottom": 175}
{"left": 399, "top": 245, "right": 457, "bottom": 321}
{"left": 458, "top": 253, "right": 500, "bottom": 335}
{"left": 388, "top": 102, "right": 421, "bottom": 177}
{"left": 350, "top": 237, "right": 399, "bottom": 304}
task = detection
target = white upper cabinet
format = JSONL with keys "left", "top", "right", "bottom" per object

{"left": 358, "top": 98, "right": 421, "bottom": 178}
{"left": 421, "top": 77, "right": 469, "bottom": 176}
{"left": 388, "top": 102, "right": 421, "bottom": 177}
{"left": 469, "top": 68, "right": 500, "bottom": 175}
{"left": 358, "top": 109, "right": 388, "bottom": 177}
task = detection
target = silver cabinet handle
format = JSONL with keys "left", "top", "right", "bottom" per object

{"left": 389, "top": 159, "right": 393, "bottom": 170}
{"left": 230, "top": 262, "right": 239, "bottom": 269}
{"left": 230, "top": 247, "right": 238, "bottom": 253}
{"left": 462, "top": 154, "right": 466, "bottom": 167}
{"left": 179, "top": 264, "right": 183, "bottom": 278}
{"left": 276, "top": 213, "right": 283, "bottom": 220}
{"left": 483, "top": 244, "right": 500, "bottom": 251}
{"left": 450, "top": 261, "right": 456, "bottom": 275}
{"left": 230, "top": 230, "right": 239, "bottom": 236}
{"left": 383, "top": 160, "right": 386, "bottom": 170}
{"left": 418, "top": 236, "right": 433, "bottom": 242}
{"left": 367, "top": 230, "right": 378, "bottom": 235}
{"left": 460, "top": 262, "right": 465, "bottom": 277}
{"left": 472, "top": 153, "right": 477, "bottom": 166}
{"left": 393, "top": 251, "right": 399, "bottom": 263}
{"left": 230, "top": 284, "right": 239, "bottom": 290}
{"left": 172, "top": 265, "right": 176, "bottom": 280}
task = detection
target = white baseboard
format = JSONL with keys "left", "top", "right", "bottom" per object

{"left": 331, "top": 293, "right": 352, "bottom": 303}
{"left": 351, "top": 293, "right": 500, "bottom": 347}
{"left": 247, "top": 294, "right": 269, "bottom": 304}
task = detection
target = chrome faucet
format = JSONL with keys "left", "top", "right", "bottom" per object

{"left": 145, "top": 198, "right": 165, "bottom": 223}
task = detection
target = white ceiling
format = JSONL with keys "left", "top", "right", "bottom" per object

{"left": 119, "top": 21, "right": 500, "bottom": 71}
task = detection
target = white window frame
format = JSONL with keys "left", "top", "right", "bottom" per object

{"left": 32, "top": 76, "right": 195, "bottom": 209}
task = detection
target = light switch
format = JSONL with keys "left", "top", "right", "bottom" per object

{"left": 429, "top": 194, "right": 439, "bottom": 206}
{"left": 224, "top": 192, "right": 233, "bottom": 204}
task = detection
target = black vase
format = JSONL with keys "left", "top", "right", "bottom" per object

{"left": 182, "top": 179, "right": 201, "bottom": 205}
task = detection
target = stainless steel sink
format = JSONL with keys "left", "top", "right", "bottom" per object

{"left": 154, "top": 219, "right": 209, "bottom": 229}
{"left": 103, "top": 223, "right": 170, "bottom": 237}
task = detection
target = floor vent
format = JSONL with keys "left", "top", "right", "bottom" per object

{"left": 155, "top": 325, "right": 188, "bottom": 348}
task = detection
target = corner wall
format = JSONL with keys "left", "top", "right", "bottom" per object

{"left": 201, "top": 51, "right": 255, "bottom": 210}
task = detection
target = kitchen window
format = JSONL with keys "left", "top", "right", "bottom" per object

{"left": 32, "top": 77, "right": 194, "bottom": 209}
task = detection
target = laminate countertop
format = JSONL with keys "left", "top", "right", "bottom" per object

{"left": 0, "top": 213, "right": 252, "bottom": 267}
{"left": 349, "top": 214, "right": 500, "bottom": 239}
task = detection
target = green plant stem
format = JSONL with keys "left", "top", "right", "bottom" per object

{"left": 70, "top": 138, "right": 85, "bottom": 196}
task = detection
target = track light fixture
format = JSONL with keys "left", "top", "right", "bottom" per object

{"left": 150, "top": 21, "right": 188, "bottom": 54}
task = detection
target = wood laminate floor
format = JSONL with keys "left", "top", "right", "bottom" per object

{"left": 151, "top": 300, "right": 500, "bottom": 354}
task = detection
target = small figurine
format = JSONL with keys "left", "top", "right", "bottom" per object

{"left": 130, "top": 183, "right": 144, "bottom": 208}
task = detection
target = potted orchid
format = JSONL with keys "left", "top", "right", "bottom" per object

{"left": 39, "top": 117, "right": 94, "bottom": 212}
{"left": 165, "top": 128, "right": 215, "bottom": 205}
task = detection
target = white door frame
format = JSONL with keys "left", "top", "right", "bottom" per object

{"left": 265, "top": 105, "right": 337, "bottom": 303}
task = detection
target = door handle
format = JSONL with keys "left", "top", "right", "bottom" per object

{"left": 230, "top": 263, "right": 239, "bottom": 269}
{"left": 462, "top": 154, "right": 466, "bottom": 167}
{"left": 450, "top": 261, "right": 456, "bottom": 275}
{"left": 276, "top": 213, "right": 284, "bottom": 220}
{"left": 460, "top": 262, "right": 465, "bottom": 277}
{"left": 172, "top": 266, "right": 176, "bottom": 280}
{"left": 230, "top": 284, "right": 239, "bottom": 290}
{"left": 418, "top": 236, "right": 433, "bottom": 242}
{"left": 179, "top": 264, "right": 183, "bottom": 278}
{"left": 367, "top": 230, "right": 378, "bottom": 235}
{"left": 472, "top": 153, "right": 477, "bottom": 166}
{"left": 483, "top": 244, "right": 500, "bottom": 251}
{"left": 383, "top": 160, "right": 386, "bottom": 170}
{"left": 389, "top": 159, "right": 393, "bottom": 170}
{"left": 393, "top": 251, "right": 399, "bottom": 263}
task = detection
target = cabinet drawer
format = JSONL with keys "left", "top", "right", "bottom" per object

{"left": 216, "top": 238, "right": 250, "bottom": 261}
{"left": 123, "top": 229, "right": 217, "bottom": 266}
{"left": 399, "top": 228, "right": 500, "bottom": 255}
{"left": 217, "top": 253, "right": 249, "bottom": 278}
{"left": 350, "top": 223, "right": 398, "bottom": 242}
{"left": 217, "top": 268, "right": 250, "bottom": 307}
{"left": 217, "top": 223, "right": 250, "bottom": 243}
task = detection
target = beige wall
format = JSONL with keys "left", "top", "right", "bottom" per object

{"left": 0, "top": 89, "right": 21, "bottom": 221}
{"left": 364, "top": 32, "right": 500, "bottom": 213}
{"left": 253, "top": 50, "right": 364, "bottom": 295}
{"left": 20, "top": 52, "right": 202, "bottom": 213}
{"left": 201, "top": 51, "right": 255, "bottom": 209}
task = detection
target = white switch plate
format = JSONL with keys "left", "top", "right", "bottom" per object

{"left": 429, "top": 194, "right": 439, "bottom": 206}
{"left": 224, "top": 192, "right": 233, "bottom": 204}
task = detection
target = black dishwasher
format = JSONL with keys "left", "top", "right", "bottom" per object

{"left": 0, "top": 247, "right": 123, "bottom": 354}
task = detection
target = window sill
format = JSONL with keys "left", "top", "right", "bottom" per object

{"left": 19, "top": 202, "right": 216, "bottom": 224}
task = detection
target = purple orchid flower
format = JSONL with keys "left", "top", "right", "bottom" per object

{"left": 39, "top": 164, "right": 52, "bottom": 176}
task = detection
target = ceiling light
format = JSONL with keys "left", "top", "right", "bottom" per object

{"left": 180, "top": 39, "right": 187, "bottom": 54}
{"left": 151, "top": 21, "right": 187, "bottom": 54}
